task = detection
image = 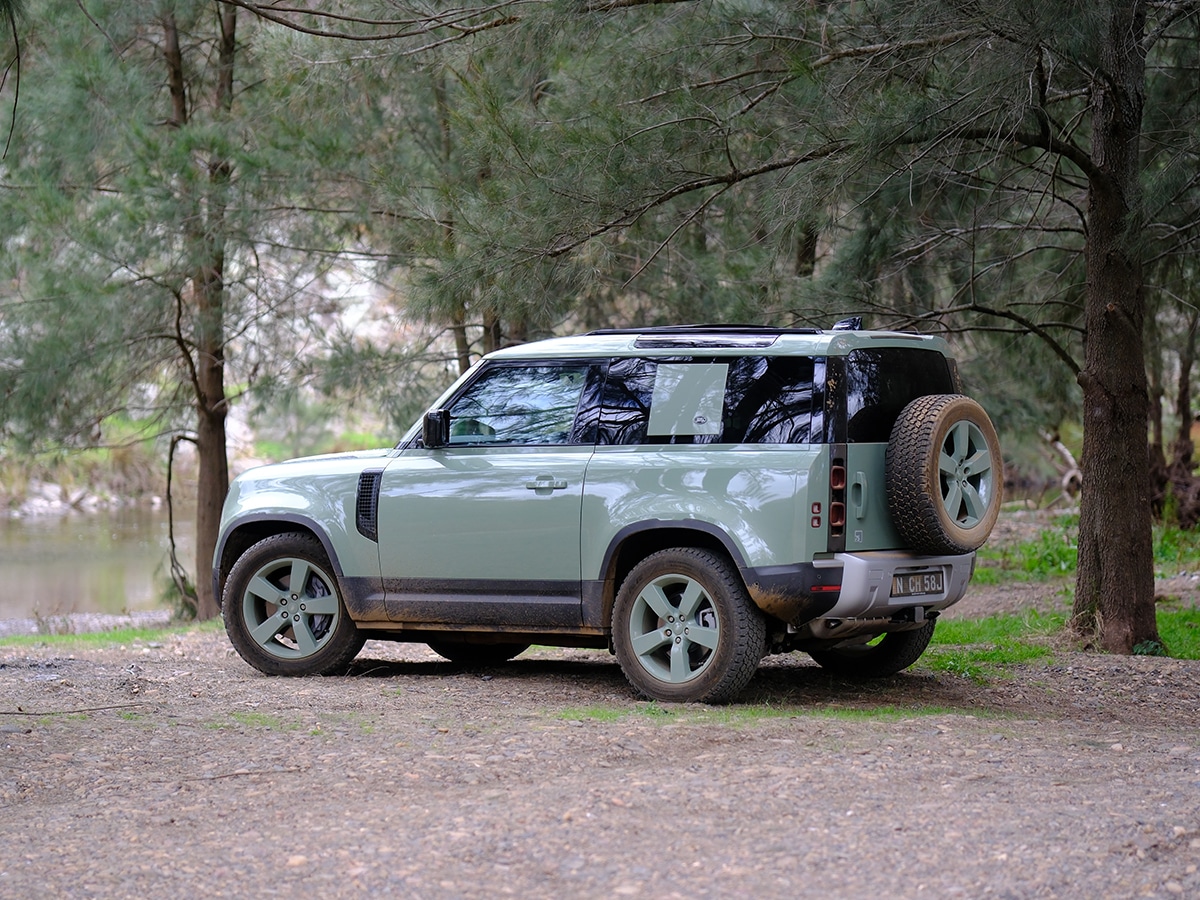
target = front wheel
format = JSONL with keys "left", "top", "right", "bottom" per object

{"left": 612, "top": 548, "right": 765, "bottom": 704}
{"left": 807, "top": 620, "right": 936, "bottom": 678}
{"left": 223, "top": 533, "right": 365, "bottom": 676}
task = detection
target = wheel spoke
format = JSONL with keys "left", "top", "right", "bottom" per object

{"left": 960, "top": 482, "right": 986, "bottom": 523}
{"left": 962, "top": 446, "right": 992, "bottom": 477}
{"left": 639, "top": 583, "right": 676, "bottom": 620}
{"left": 669, "top": 641, "right": 691, "bottom": 681}
{"left": 951, "top": 421, "right": 970, "bottom": 461}
{"left": 942, "top": 480, "right": 963, "bottom": 520}
{"left": 249, "top": 612, "right": 288, "bottom": 648}
{"left": 631, "top": 628, "right": 670, "bottom": 657}
{"left": 686, "top": 624, "right": 720, "bottom": 650}
{"left": 247, "top": 575, "right": 283, "bottom": 604}
{"left": 300, "top": 593, "right": 339, "bottom": 615}
{"left": 676, "top": 580, "right": 706, "bottom": 619}
{"left": 289, "top": 559, "right": 312, "bottom": 595}
{"left": 938, "top": 449, "right": 958, "bottom": 477}
{"left": 293, "top": 615, "right": 320, "bottom": 655}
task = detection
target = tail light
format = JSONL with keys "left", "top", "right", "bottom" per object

{"left": 830, "top": 461, "right": 846, "bottom": 537}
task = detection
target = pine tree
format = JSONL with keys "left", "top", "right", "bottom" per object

{"left": 0, "top": 1, "right": 372, "bottom": 618}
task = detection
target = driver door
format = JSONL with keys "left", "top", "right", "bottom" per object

{"left": 377, "top": 361, "right": 599, "bottom": 627}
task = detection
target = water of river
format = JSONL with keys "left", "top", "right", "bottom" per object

{"left": 0, "top": 507, "right": 194, "bottom": 620}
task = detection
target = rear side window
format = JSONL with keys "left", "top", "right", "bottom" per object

{"left": 842, "top": 348, "right": 954, "bottom": 443}
{"left": 596, "top": 356, "right": 815, "bottom": 445}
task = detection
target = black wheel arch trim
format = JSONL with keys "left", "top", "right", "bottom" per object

{"left": 598, "top": 519, "right": 750, "bottom": 580}
{"left": 590, "top": 519, "right": 750, "bottom": 629}
{"left": 213, "top": 512, "right": 348, "bottom": 607}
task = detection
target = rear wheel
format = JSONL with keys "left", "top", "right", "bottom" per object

{"left": 223, "top": 533, "right": 365, "bottom": 676}
{"left": 807, "top": 620, "right": 936, "bottom": 678}
{"left": 426, "top": 639, "right": 530, "bottom": 665}
{"left": 612, "top": 548, "right": 765, "bottom": 704}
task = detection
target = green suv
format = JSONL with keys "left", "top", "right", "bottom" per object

{"left": 215, "top": 324, "right": 1001, "bottom": 703}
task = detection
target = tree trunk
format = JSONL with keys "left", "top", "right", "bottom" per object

{"left": 1170, "top": 309, "right": 1198, "bottom": 470}
{"left": 1072, "top": 0, "right": 1159, "bottom": 653}
{"left": 482, "top": 309, "right": 501, "bottom": 354}
{"left": 163, "top": 6, "right": 236, "bottom": 619}
{"left": 451, "top": 310, "right": 471, "bottom": 375}
{"left": 1144, "top": 295, "right": 1165, "bottom": 457}
{"left": 194, "top": 387, "right": 228, "bottom": 620}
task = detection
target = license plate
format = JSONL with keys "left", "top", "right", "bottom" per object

{"left": 890, "top": 570, "right": 944, "bottom": 598}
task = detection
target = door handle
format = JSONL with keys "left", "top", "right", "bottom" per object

{"left": 851, "top": 471, "right": 868, "bottom": 518}
{"left": 525, "top": 476, "right": 568, "bottom": 492}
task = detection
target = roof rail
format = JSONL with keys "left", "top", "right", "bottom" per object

{"left": 586, "top": 324, "right": 822, "bottom": 336}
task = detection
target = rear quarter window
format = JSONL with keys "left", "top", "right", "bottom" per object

{"left": 596, "top": 356, "right": 816, "bottom": 445}
{"left": 840, "top": 348, "right": 955, "bottom": 443}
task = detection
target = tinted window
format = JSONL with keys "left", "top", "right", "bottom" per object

{"left": 448, "top": 364, "right": 593, "bottom": 446}
{"left": 596, "top": 356, "right": 815, "bottom": 445}
{"left": 843, "top": 349, "right": 954, "bottom": 443}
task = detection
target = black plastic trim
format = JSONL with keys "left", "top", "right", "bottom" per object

{"left": 741, "top": 562, "right": 841, "bottom": 626}
{"left": 597, "top": 519, "right": 750, "bottom": 582}
{"left": 355, "top": 469, "right": 384, "bottom": 542}
{"left": 212, "top": 513, "right": 351, "bottom": 607}
{"left": 383, "top": 577, "right": 581, "bottom": 628}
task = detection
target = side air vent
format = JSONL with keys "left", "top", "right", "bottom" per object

{"left": 356, "top": 469, "right": 383, "bottom": 542}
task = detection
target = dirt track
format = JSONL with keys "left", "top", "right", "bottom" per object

{"left": 2, "top": 626, "right": 1198, "bottom": 899}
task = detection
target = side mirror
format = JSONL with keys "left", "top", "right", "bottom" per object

{"left": 422, "top": 409, "right": 450, "bottom": 449}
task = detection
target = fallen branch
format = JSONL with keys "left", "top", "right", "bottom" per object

{"left": 2, "top": 702, "right": 150, "bottom": 716}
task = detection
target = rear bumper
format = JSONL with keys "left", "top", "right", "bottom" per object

{"left": 742, "top": 550, "right": 974, "bottom": 626}
{"left": 812, "top": 550, "right": 975, "bottom": 618}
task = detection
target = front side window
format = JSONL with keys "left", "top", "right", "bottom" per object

{"left": 596, "top": 356, "right": 815, "bottom": 445}
{"left": 447, "top": 364, "right": 593, "bottom": 446}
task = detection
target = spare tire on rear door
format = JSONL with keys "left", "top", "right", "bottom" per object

{"left": 885, "top": 394, "right": 1002, "bottom": 555}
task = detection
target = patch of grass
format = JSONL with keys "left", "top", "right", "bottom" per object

{"left": 978, "top": 516, "right": 1078, "bottom": 580}
{"left": 933, "top": 611, "right": 1066, "bottom": 645}
{"left": 212, "top": 710, "right": 300, "bottom": 731}
{"left": 921, "top": 606, "right": 1200, "bottom": 677}
{"left": 559, "top": 705, "right": 629, "bottom": 723}
{"left": 921, "top": 612, "right": 1063, "bottom": 682}
{"left": 1154, "top": 604, "right": 1200, "bottom": 660}
{"left": 0, "top": 619, "right": 222, "bottom": 650}
{"left": 558, "top": 702, "right": 981, "bottom": 727}
{"left": 967, "top": 566, "right": 1003, "bottom": 586}
{"left": 980, "top": 515, "right": 1200, "bottom": 584}
{"left": 1151, "top": 525, "right": 1200, "bottom": 576}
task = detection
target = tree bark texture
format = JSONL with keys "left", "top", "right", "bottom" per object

{"left": 1072, "top": 0, "right": 1160, "bottom": 652}
{"left": 1171, "top": 310, "right": 1198, "bottom": 470}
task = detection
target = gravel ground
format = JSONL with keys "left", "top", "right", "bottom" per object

{"left": 2, "top": 624, "right": 1199, "bottom": 899}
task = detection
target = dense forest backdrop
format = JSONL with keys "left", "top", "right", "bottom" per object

{"left": 1, "top": 1, "right": 1198, "bottom": 649}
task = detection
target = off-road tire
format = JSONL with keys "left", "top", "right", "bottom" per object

{"left": 612, "top": 548, "right": 766, "bottom": 704}
{"left": 223, "top": 533, "right": 365, "bottom": 676}
{"left": 886, "top": 394, "right": 1002, "bottom": 555}
{"left": 807, "top": 619, "right": 936, "bottom": 678}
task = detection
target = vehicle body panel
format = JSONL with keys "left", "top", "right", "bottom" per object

{"left": 376, "top": 445, "right": 590, "bottom": 626}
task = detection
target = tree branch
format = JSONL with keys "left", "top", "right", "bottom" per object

{"left": 543, "top": 142, "right": 849, "bottom": 257}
